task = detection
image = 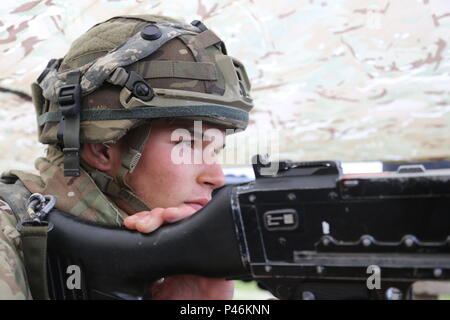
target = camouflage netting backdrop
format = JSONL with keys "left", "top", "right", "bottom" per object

{"left": 0, "top": 0, "right": 449, "bottom": 172}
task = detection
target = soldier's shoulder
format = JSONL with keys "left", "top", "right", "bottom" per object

{"left": 0, "top": 176, "right": 28, "bottom": 251}
{"left": 0, "top": 196, "right": 22, "bottom": 251}
{"left": 0, "top": 197, "right": 31, "bottom": 299}
{"left": 0, "top": 199, "right": 14, "bottom": 216}
{"left": 0, "top": 174, "right": 31, "bottom": 220}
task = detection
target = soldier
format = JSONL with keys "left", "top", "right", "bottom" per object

{"left": 0, "top": 14, "right": 253, "bottom": 299}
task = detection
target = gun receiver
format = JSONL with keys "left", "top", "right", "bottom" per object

{"left": 46, "top": 156, "right": 450, "bottom": 300}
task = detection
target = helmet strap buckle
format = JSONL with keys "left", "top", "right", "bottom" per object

{"left": 56, "top": 71, "right": 82, "bottom": 177}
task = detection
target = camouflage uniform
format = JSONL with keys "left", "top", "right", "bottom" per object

{"left": 0, "top": 146, "right": 129, "bottom": 299}
{"left": 0, "top": 201, "right": 30, "bottom": 299}
{"left": 0, "top": 15, "right": 253, "bottom": 299}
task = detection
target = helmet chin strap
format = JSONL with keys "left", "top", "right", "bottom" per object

{"left": 81, "top": 124, "right": 153, "bottom": 214}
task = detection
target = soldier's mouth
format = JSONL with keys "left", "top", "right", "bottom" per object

{"left": 184, "top": 202, "right": 204, "bottom": 211}
{"left": 184, "top": 198, "right": 209, "bottom": 211}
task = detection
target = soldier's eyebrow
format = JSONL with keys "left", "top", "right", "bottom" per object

{"left": 185, "top": 127, "right": 226, "bottom": 149}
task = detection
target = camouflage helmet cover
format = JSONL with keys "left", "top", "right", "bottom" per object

{"left": 33, "top": 14, "right": 254, "bottom": 145}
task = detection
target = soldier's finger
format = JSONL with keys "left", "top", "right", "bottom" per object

{"left": 162, "top": 205, "right": 196, "bottom": 223}
{"left": 123, "top": 208, "right": 164, "bottom": 230}
{"left": 134, "top": 213, "right": 164, "bottom": 233}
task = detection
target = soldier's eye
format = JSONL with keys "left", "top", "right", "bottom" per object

{"left": 178, "top": 139, "right": 194, "bottom": 149}
{"left": 214, "top": 145, "right": 225, "bottom": 155}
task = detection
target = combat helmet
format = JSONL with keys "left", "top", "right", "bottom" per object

{"left": 32, "top": 14, "right": 254, "bottom": 212}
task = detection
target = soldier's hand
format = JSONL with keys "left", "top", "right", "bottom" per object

{"left": 123, "top": 204, "right": 197, "bottom": 233}
{"left": 123, "top": 204, "right": 235, "bottom": 300}
{"left": 147, "top": 275, "right": 234, "bottom": 300}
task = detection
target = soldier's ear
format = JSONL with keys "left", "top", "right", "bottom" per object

{"left": 81, "top": 143, "right": 122, "bottom": 173}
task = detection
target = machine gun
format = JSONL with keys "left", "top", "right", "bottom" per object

{"left": 44, "top": 155, "right": 450, "bottom": 300}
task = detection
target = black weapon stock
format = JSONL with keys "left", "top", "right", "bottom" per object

{"left": 46, "top": 155, "right": 450, "bottom": 300}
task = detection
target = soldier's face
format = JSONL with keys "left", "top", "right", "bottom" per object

{"left": 125, "top": 119, "right": 226, "bottom": 211}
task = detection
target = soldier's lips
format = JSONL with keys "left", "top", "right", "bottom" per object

{"left": 184, "top": 199, "right": 209, "bottom": 211}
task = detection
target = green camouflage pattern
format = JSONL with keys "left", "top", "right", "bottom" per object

{"left": 8, "top": 146, "right": 127, "bottom": 225}
{"left": 1, "top": 1, "right": 450, "bottom": 299}
{"left": 80, "top": 23, "right": 195, "bottom": 95}
{"left": 1, "top": 1, "right": 450, "bottom": 165}
{"left": 0, "top": 145, "right": 127, "bottom": 299}
{"left": 39, "top": 22, "right": 197, "bottom": 102}
{"left": 0, "top": 200, "right": 31, "bottom": 299}
{"left": 36, "top": 15, "right": 253, "bottom": 146}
